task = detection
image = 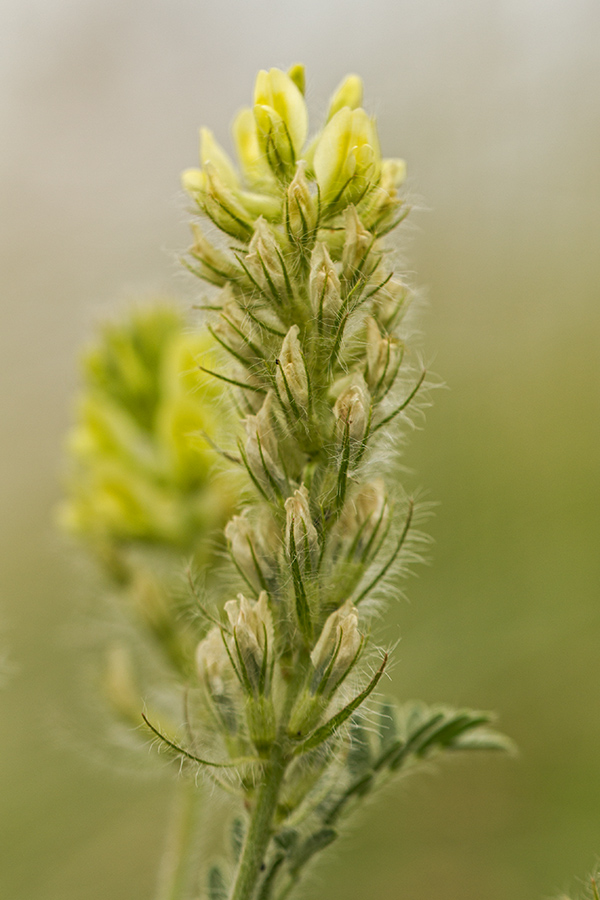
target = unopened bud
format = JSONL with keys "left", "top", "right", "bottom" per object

{"left": 341, "top": 206, "right": 373, "bottom": 281}
{"left": 285, "top": 485, "right": 319, "bottom": 575}
{"left": 190, "top": 223, "right": 239, "bottom": 286}
{"left": 196, "top": 627, "right": 238, "bottom": 734}
{"left": 213, "top": 289, "right": 259, "bottom": 362}
{"left": 364, "top": 316, "right": 403, "bottom": 394}
{"left": 225, "top": 513, "right": 278, "bottom": 593}
{"left": 232, "top": 108, "right": 273, "bottom": 191}
{"left": 370, "top": 278, "right": 409, "bottom": 331}
{"left": 224, "top": 592, "right": 272, "bottom": 695}
{"left": 197, "top": 627, "right": 231, "bottom": 697}
{"left": 287, "top": 63, "right": 306, "bottom": 95}
{"left": 313, "top": 107, "right": 381, "bottom": 211}
{"left": 333, "top": 378, "right": 370, "bottom": 442}
{"left": 309, "top": 242, "right": 342, "bottom": 322}
{"left": 103, "top": 645, "right": 140, "bottom": 724}
{"left": 245, "top": 217, "right": 289, "bottom": 303}
{"left": 360, "top": 157, "right": 407, "bottom": 231}
{"left": 334, "top": 479, "right": 388, "bottom": 562}
{"left": 253, "top": 68, "right": 308, "bottom": 178}
{"left": 276, "top": 326, "right": 309, "bottom": 412}
{"left": 327, "top": 74, "right": 364, "bottom": 120}
{"left": 310, "top": 600, "right": 362, "bottom": 694}
{"left": 202, "top": 163, "right": 255, "bottom": 242}
{"left": 286, "top": 162, "right": 317, "bottom": 244}
{"left": 245, "top": 392, "right": 285, "bottom": 489}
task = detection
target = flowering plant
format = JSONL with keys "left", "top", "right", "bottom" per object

{"left": 64, "top": 66, "right": 512, "bottom": 900}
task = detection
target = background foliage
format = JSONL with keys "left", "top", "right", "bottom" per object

{"left": 1, "top": 1, "right": 599, "bottom": 898}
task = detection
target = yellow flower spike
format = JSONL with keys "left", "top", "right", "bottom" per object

{"left": 61, "top": 303, "right": 238, "bottom": 552}
{"left": 313, "top": 106, "right": 381, "bottom": 211}
{"left": 199, "top": 127, "right": 239, "bottom": 190}
{"left": 253, "top": 68, "right": 308, "bottom": 177}
{"left": 327, "top": 73, "right": 364, "bottom": 120}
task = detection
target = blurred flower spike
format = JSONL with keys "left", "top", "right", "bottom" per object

{"left": 60, "top": 303, "right": 237, "bottom": 553}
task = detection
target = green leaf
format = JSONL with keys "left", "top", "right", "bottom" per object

{"left": 207, "top": 864, "right": 228, "bottom": 900}
{"left": 289, "top": 828, "right": 338, "bottom": 875}
{"left": 273, "top": 828, "right": 299, "bottom": 851}
{"left": 346, "top": 716, "right": 372, "bottom": 776}
{"left": 230, "top": 817, "right": 245, "bottom": 861}
{"left": 377, "top": 698, "right": 398, "bottom": 752}
{"left": 415, "top": 712, "right": 492, "bottom": 756}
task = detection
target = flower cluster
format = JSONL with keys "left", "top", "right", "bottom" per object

{"left": 162, "top": 66, "right": 507, "bottom": 900}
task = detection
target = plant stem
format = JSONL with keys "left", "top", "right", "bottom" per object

{"left": 229, "top": 748, "right": 288, "bottom": 900}
{"left": 155, "top": 778, "right": 204, "bottom": 900}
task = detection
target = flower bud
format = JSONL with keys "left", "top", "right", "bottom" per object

{"left": 327, "top": 74, "right": 364, "bottom": 120}
{"left": 360, "top": 157, "right": 407, "bottom": 231}
{"left": 310, "top": 600, "right": 362, "bottom": 694}
{"left": 341, "top": 206, "right": 373, "bottom": 281}
{"left": 309, "top": 242, "right": 342, "bottom": 323}
{"left": 190, "top": 162, "right": 255, "bottom": 242}
{"left": 364, "top": 316, "right": 404, "bottom": 394}
{"left": 333, "top": 479, "right": 388, "bottom": 563}
{"left": 224, "top": 592, "right": 272, "bottom": 695}
{"left": 286, "top": 162, "right": 317, "bottom": 244}
{"left": 189, "top": 223, "right": 239, "bottom": 286}
{"left": 333, "top": 377, "right": 370, "bottom": 443}
{"left": 244, "top": 392, "right": 285, "bottom": 489}
{"left": 313, "top": 107, "right": 381, "bottom": 211}
{"left": 232, "top": 107, "right": 277, "bottom": 190}
{"left": 370, "top": 277, "right": 409, "bottom": 331}
{"left": 213, "top": 289, "right": 259, "bottom": 362}
{"left": 225, "top": 512, "right": 278, "bottom": 593}
{"left": 196, "top": 627, "right": 239, "bottom": 734}
{"left": 245, "top": 217, "right": 289, "bottom": 303}
{"left": 197, "top": 627, "right": 231, "bottom": 697}
{"left": 287, "top": 63, "right": 306, "bottom": 95}
{"left": 103, "top": 644, "right": 140, "bottom": 724}
{"left": 276, "top": 325, "right": 309, "bottom": 413}
{"left": 285, "top": 485, "right": 319, "bottom": 575}
{"left": 253, "top": 68, "right": 308, "bottom": 178}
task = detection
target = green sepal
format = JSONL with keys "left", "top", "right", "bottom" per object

{"left": 295, "top": 653, "right": 387, "bottom": 754}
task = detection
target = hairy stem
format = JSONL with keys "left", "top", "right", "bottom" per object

{"left": 229, "top": 748, "right": 287, "bottom": 900}
{"left": 155, "top": 778, "right": 204, "bottom": 900}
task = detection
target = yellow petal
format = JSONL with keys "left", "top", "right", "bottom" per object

{"left": 200, "top": 128, "right": 239, "bottom": 189}
{"left": 327, "top": 74, "right": 363, "bottom": 120}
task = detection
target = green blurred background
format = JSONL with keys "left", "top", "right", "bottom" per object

{"left": 1, "top": 0, "right": 599, "bottom": 897}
